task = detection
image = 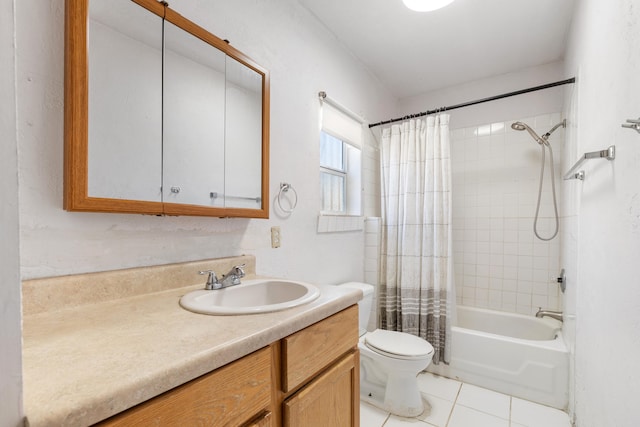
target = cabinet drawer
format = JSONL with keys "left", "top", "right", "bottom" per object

{"left": 282, "top": 305, "right": 358, "bottom": 392}
{"left": 97, "top": 347, "right": 272, "bottom": 426}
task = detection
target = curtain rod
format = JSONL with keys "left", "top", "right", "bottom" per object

{"left": 368, "top": 77, "right": 576, "bottom": 129}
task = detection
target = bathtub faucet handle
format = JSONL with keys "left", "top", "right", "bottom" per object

{"left": 557, "top": 268, "right": 566, "bottom": 293}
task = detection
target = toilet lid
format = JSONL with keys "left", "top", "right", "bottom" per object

{"left": 364, "top": 329, "right": 434, "bottom": 358}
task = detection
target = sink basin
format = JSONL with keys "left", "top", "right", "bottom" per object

{"left": 179, "top": 279, "right": 321, "bottom": 315}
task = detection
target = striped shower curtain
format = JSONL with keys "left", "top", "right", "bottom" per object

{"left": 379, "top": 115, "right": 455, "bottom": 364}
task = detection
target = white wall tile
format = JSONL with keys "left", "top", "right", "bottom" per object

{"left": 451, "top": 114, "right": 563, "bottom": 315}
{"left": 363, "top": 217, "right": 381, "bottom": 324}
{"left": 364, "top": 271, "right": 377, "bottom": 285}
{"left": 365, "top": 232, "right": 379, "bottom": 247}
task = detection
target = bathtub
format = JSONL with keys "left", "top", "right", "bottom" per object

{"left": 428, "top": 305, "right": 569, "bottom": 409}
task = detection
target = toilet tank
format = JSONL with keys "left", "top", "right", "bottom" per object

{"left": 338, "top": 282, "right": 374, "bottom": 336}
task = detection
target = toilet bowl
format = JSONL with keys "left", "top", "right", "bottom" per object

{"left": 339, "top": 282, "right": 434, "bottom": 417}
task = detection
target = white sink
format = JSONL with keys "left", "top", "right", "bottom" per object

{"left": 179, "top": 279, "right": 321, "bottom": 315}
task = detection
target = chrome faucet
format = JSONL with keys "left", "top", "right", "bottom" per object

{"left": 199, "top": 264, "right": 246, "bottom": 290}
{"left": 220, "top": 264, "right": 246, "bottom": 288}
{"left": 535, "top": 307, "right": 563, "bottom": 322}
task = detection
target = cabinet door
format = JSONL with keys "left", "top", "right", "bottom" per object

{"left": 86, "top": 0, "right": 163, "bottom": 204}
{"left": 283, "top": 351, "right": 360, "bottom": 427}
{"left": 162, "top": 19, "right": 226, "bottom": 208}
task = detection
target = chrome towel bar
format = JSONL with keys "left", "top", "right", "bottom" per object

{"left": 621, "top": 118, "right": 640, "bottom": 133}
{"left": 209, "top": 192, "right": 261, "bottom": 203}
{"left": 563, "top": 145, "right": 615, "bottom": 181}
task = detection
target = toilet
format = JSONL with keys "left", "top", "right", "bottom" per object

{"left": 339, "top": 282, "right": 434, "bottom": 417}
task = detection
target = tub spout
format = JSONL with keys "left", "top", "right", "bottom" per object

{"left": 535, "top": 308, "right": 563, "bottom": 322}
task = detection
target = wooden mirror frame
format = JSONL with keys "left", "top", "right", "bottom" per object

{"left": 64, "top": 0, "right": 270, "bottom": 218}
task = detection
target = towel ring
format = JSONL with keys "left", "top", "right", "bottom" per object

{"left": 277, "top": 183, "right": 298, "bottom": 214}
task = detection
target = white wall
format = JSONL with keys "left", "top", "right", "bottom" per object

{"left": 563, "top": 1, "right": 640, "bottom": 426}
{"left": 0, "top": 0, "right": 24, "bottom": 424}
{"left": 15, "top": 0, "right": 397, "bottom": 284}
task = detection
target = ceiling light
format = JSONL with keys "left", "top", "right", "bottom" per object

{"left": 402, "top": 0, "right": 455, "bottom": 12}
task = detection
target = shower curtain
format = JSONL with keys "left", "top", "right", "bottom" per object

{"left": 379, "top": 115, "right": 454, "bottom": 364}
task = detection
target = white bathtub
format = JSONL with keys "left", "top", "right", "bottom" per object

{"left": 428, "top": 305, "right": 569, "bottom": 409}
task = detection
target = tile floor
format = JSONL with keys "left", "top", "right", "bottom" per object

{"left": 360, "top": 373, "right": 571, "bottom": 427}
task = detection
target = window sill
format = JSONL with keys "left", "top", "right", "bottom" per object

{"left": 317, "top": 215, "right": 364, "bottom": 233}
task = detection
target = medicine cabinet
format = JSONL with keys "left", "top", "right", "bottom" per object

{"left": 64, "top": 0, "right": 270, "bottom": 218}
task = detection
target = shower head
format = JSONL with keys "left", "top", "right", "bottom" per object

{"left": 511, "top": 121, "right": 546, "bottom": 145}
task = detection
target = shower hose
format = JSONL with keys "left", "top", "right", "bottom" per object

{"left": 534, "top": 141, "right": 559, "bottom": 241}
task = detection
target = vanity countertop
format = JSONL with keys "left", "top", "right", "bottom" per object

{"left": 21, "top": 258, "right": 362, "bottom": 426}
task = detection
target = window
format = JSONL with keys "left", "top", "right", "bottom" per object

{"left": 320, "top": 131, "right": 346, "bottom": 212}
{"left": 320, "top": 102, "right": 362, "bottom": 216}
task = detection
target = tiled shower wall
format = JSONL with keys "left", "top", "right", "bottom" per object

{"left": 364, "top": 217, "right": 381, "bottom": 331}
{"left": 451, "top": 113, "right": 564, "bottom": 315}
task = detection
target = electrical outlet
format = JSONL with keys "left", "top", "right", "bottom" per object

{"left": 271, "top": 226, "right": 281, "bottom": 248}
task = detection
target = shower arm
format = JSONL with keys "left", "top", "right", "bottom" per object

{"left": 542, "top": 119, "right": 567, "bottom": 140}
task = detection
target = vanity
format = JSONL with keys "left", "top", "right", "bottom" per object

{"left": 22, "top": 256, "right": 362, "bottom": 426}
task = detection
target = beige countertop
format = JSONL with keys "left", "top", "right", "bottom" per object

{"left": 22, "top": 256, "right": 362, "bottom": 426}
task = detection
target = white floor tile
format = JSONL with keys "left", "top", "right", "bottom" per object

{"left": 383, "top": 414, "right": 437, "bottom": 426}
{"left": 510, "top": 397, "right": 571, "bottom": 427}
{"left": 361, "top": 401, "right": 390, "bottom": 427}
{"left": 361, "top": 374, "right": 571, "bottom": 427}
{"left": 448, "top": 405, "right": 510, "bottom": 427}
{"left": 417, "top": 393, "right": 455, "bottom": 427}
{"left": 456, "top": 383, "right": 511, "bottom": 419}
{"left": 416, "top": 372, "right": 462, "bottom": 401}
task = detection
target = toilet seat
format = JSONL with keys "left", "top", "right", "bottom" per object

{"left": 364, "top": 329, "right": 434, "bottom": 361}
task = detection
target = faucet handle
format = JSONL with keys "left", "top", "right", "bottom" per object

{"left": 231, "top": 264, "right": 246, "bottom": 278}
{"left": 220, "top": 264, "right": 246, "bottom": 287}
{"left": 198, "top": 270, "right": 219, "bottom": 290}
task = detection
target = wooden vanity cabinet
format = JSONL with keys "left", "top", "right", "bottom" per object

{"left": 278, "top": 305, "right": 360, "bottom": 427}
{"left": 96, "top": 305, "right": 359, "bottom": 426}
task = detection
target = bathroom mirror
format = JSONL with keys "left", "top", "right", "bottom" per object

{"left": 162, "top": 19, "right": 227, "bottom": 209}
{"left": 64, "top": 0, "right": 270, "bottom": 218}
{"left": 87, "top": 0, "right": 163, "bottom": 204}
